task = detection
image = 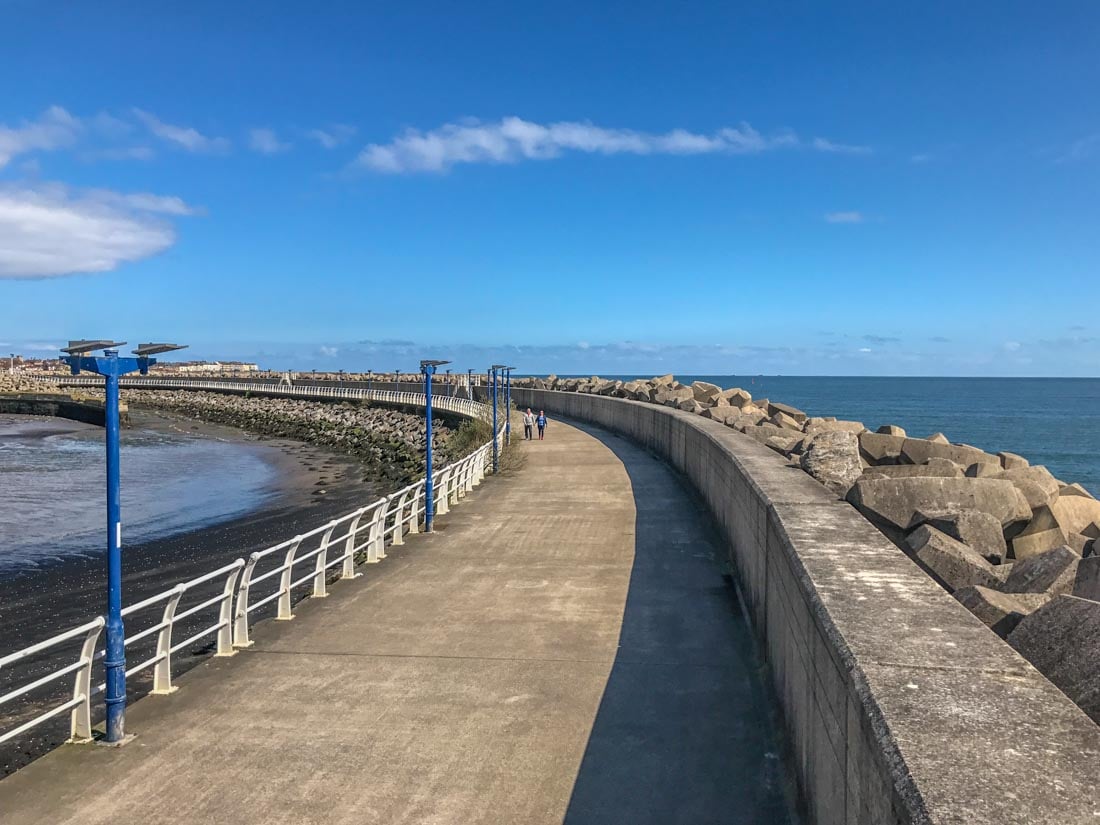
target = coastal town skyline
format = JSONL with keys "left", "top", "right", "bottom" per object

{"left": 3, "top": 3, "right": 1099, "bottom": 376}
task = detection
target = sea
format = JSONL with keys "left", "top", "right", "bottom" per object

{"left": 557, "top": 376, "right": 1100, "bottom": 494}
{"left": 0, "top": 415, "right": 278, "bottom": 573}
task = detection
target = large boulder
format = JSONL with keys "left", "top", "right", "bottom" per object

{"left": 900, "top": 438, "right": 999, "bottom": 468}
{"left": 965, "top": 462, "right": 1003, "bottom": 479}
{"left": 1008, "top": 596, "right": 1100, "bottom": 723}
{"left": 858, "top": 432, "right": 906, "bottom": 464}
{"left": 876, "top": 424, "right": 906, "bottom": 437}
{"left": 1002, "top": 545, "right": 1080, "bottom": 595}
{"left": 1050, "top": 493, "right": 1100, "bottom": 536}
{"left": 846, "top": 477, "right": 1032, "bottom": 539}
{"left": 804, "top": 419, "right": 867, "bottom": 435}
{"left": 652, "top": 373, "right": 675, "bottom": 386}
{"left": 765, "top": 401, "right": 807, "bottom": 424}
{"left": 655, "top": 386, "right": 693, "bottom": 407}
{"left": 859, "top": 464, "right": 962, "bottom": 480}
{"left": 742, "top": 423, "right": 803, "bottom": 446}
{"left": 677, "top": 398, "right": 706, "bottom": 414}
{"left": 766, "top": 433, "right": 803, "bottom": 456}
{"left": 800, "top": 430, "right": 862, "bottom": 496}
{"left": 1072, "top": 556, "right": 1100, "bottom": 601}
{"left": 953, "top": 585, "right": 1052, "bottom": 638}
{"left": 691, "top": 381, "right": 722, "bottom": 404}
{"left": 907, "top": 525, "right": 1006, "bottom": 591}
{"left": 998, "top": 451, "right": 1030, "bottom": 470}
{"left": 1001, "top": 466, "right": 1061, "bottom": 510}
{"left": 914, "top": 509, "right": 1008, "bottom": 563}
{"left": 1010, "top": 505, "right": 1068, "bottom": 560}
{"left": 769, "top": 410, "right": 802, "bottom": 430}
{"left": 719, "top": 387, "right": 753, "bottom": 408}
{"left": 702, "top": 406, "right": 744, "bottom": 425}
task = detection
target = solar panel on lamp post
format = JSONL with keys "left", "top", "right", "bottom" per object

{"left": 59, "top": 340, "right": 187, "bottom": 745}
{"left": 420, "top": 359, "right": 451, "bottom": 532}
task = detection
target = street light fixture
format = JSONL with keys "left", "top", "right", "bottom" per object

{"left": 60, "top": 339, "right": 187, "bottom": 744}
{"left": 420, "top": 359, "right": 451, "bottom": 532}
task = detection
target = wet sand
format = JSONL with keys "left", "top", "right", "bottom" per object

{"left": 0, "top": 408, "right": 380, "bottom": 774}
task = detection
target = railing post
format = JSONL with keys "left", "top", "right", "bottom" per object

{"left": 69, "top": 618, "right": 105, "bottom": 743}
{"left": 313, "top": 523, "right": 337, "bottom": 598}
{"left": 277, "top": 537, "right": 303, "bottom": 620}
{"left": 217, "top": 563, "right": 243, "bottom": 656}
{"left": 341, "top": 509, "right": 366, "bottom": 579}
{"left": 366, "top": 501, "right": 386, "bottom": 562}
{"left": 152, "top": 585, "right": 185, "bottom": 694}
{"left": 392, "top": 489, "right": 411, "bottom": 545}
{"left": 409, "top": 484, "right": 422, "bottom": 534}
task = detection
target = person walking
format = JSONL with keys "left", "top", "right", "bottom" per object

{"left": 522, "top": 408, "right": 535, "bottom": 440}
{"left": 536, "top": 410, "right": 547, "bottom": 441}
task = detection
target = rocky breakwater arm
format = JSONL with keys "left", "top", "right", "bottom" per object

{"left": 516, "top": 373, "right": 1100, "bottom": 729}
{"left": 114, "top": 388, "right": 452, "bottom": 486}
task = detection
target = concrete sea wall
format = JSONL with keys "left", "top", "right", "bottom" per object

{"left": 510, "top": 388, "right": 1100, "bottom": 825}
{"left": 0, "top": 394, "right": 119, "bottom": 427}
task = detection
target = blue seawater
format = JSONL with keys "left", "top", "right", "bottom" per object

{"left": 556, "top": 376, "right": 1100, "bottom": 494}
{"left": 0, "top": 416, "right": 278, "bottom": 572}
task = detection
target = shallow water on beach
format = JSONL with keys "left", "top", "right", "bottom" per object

{"left": 565, "top": 375, "right": 1100, "bottom": 494}
{"left": 0, "top": 416, "right": 278, "bottom": 572}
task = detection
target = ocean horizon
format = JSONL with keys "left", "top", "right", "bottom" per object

{"left": 543, "top": 375, "right": 1100, "bottom": 494}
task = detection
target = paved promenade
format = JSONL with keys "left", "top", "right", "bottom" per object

{"left": 0, "top": 418, "right": 796, "bottom": 824}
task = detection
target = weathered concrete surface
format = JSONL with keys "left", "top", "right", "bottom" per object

{"left": 0, "top": 419, "right": 795, "bottom": 824}
{"left": 511, "top": 388, "right": 1100, "bottom": 825}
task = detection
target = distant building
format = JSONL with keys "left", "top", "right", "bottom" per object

{"left": 170, "top": 361, "right": 261, "bottom": 375}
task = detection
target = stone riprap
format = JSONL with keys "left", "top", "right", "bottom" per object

{"left": 514, "top": 374, "right": 1100, "bottom": 726}
{"left": 106, "top": 388, "right": 452, "bottom": 485}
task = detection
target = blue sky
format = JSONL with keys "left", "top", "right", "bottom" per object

{"left": 1, "top": 1, "right": 1098, "bottom": 375}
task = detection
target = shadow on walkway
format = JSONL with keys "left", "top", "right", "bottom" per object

{"left": 561, "top": 422, "right": 801, "bottom": 825}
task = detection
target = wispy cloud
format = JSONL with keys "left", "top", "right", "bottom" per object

{"left": 1058, "top": 133, "right": 1100, "bottom": 163}
{"left": 307, "top": 124, "right": 356, "bottom": 149}
{"left": 863, "top": 335, "right": 900, "bottom": 345}
{"left": 811, "top": 137, "right": 872, "bottom": 155}
{"left": 133, "top": 109, "right": 230, "bottom": 153}
{"left": 352, "top": 116, "right": 868, "bottom": 174}
{"left": 0, "top": 106, "right": 81, "bottom": 168}
{"left": 0, "top": 183, "right": 198, "bottom": 279}
{"left": 248, "top": 128, "right": 291, "bottom": 155}
{"left": 824, "top": 210, "right": 864, "bottom": 224}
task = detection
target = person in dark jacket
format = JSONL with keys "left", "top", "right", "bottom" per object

{"left": 536, "top": 411, "right": 547, "bottom": 440}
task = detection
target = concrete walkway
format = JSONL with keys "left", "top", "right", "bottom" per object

{"left": 0, "top": 418, "right": 797, "bottom": 824}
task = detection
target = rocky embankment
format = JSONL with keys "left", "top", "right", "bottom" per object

{"left": 517, "top": 373, "right": 1100, "bottom": 724}
{"left": 0, "top": 374, "right": 46, "bottom": 394}
{"left": 117, "top": 389, "right": 452, "bottom": 486}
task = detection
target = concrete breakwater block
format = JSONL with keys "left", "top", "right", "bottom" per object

{"left": 1009, "top": 595, "right": 1100, "bottom": 723}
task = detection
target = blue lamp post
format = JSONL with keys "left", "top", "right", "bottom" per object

{"left": 501, "top": 366, "right": 515, "bottom": 445}
{"left": 60, "top": 340, "right": 186, "bottom": 744}
{"left": 491, "top": 364, "right": 507, "bottom": 473}
{"left": 421, "top": 359, "right": 451, "bottom": 532}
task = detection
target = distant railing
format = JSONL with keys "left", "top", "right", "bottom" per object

{"left": 2, "top": 377, "right": 503, "bottom": 749}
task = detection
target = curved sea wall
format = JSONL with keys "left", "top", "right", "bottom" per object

{"left": 510, "top": 385, "right": 1100, "bottom": 825}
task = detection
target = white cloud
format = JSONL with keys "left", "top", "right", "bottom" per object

{"left": 22, "top": 342, "right": 62, "bottom": 351}
{"left": 824, "top": 211, "right": 864, "bottom": 224}
{"left": 318, "top": 345, "right": 339, "bottom": 357}
{"left": 0, "top": 183, "right": 197, "bottom": 279}
{"left": 307, "top": 124, "right": 356, "bottom": 149}
{"left": 811, "top": 137, "right": 872, "bottom": 155}
{"left": 352, "top": 116, "right": 866, "bottom": 173}
{"left": 133, "top": 108, "right": 230, "bottom": 153}
{"left": 858, "top": 347, "right": 873, "bottom": 353}
{"left": 248, "top": 128, "right": 291, "bottom": 155}
{"left": 0, "top": 106, "right": 81, "bottom": 168}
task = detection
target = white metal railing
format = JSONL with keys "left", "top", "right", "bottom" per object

{"left": 2, "top": 378, "right": 503, "bottom": 749}
{"left": 36, "top": 375, "right": 485, "bottom": 420}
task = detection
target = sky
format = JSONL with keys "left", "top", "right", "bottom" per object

{"left": 1, "top": 1, "right": 1098, "bottom": 376}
